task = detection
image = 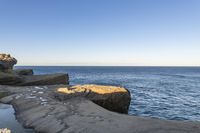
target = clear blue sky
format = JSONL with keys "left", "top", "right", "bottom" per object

{"left": 0, "top": 0, "right": 200, "bottom": 66}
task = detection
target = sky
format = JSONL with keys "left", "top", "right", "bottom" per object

{"left": 0, "top": 0, "right": 200, "bottom": 66}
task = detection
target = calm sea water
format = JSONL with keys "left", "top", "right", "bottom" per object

{"left": 16, "top": 66, "right": 200, "bottom": 121}
{"left": 0, "top": 104, "right": 33, "bottom": 133}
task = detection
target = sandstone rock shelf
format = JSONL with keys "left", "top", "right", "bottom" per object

{"left": 0, "top": 85, "right": 200, "bottom": 133}
{"left": 56, "top": 85, "right": 131, "bottom": 113}
{"left": 1, "top": 53, "right": 200, "bottom": 133}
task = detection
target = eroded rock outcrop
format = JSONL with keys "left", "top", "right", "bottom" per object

{"left": 0, "top": 53, "right": 17, "bottom": 71}
{"left": 0, "top": 53, "right": 69, "bottom": 85}
{"left": 55, "top": 85, "right": 131, "bottom": 113}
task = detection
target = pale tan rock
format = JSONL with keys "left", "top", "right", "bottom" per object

{"left": 56, "top": 84, "right": 131, "bottom": 113}
{"left": 57, "top": 84, "right": 128, "bottom": 94}
{"left": 0, "top": 53, "right": 17, "bottom": 71}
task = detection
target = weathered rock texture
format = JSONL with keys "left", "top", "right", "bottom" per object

{"left": 0, "top": 72, "right": 23, "bottom": 85}
{"left": 19, "top": 73, "right": 69, "bottom": 86}
{"left": 55, "top": 85, "right": 131, "bottom": 113}
{"left": 0, "top": 85, "right": 200, "bottom": 133}
{"left": 14, "top": 69, "right": 34, "bottom": 76}
{"left": 0, "top": 53, "right": 69, "bottom": 85}
{"left": 0, "top": 72, "right": 69, "bottom": 86}
{"left": 0, "top": 53, "right": 17, "bottom": 71}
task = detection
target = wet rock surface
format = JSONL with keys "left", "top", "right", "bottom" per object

{"left": 0, "top": 85, "right": 200, "bottom": 133}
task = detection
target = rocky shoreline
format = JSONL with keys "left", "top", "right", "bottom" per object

{"left": 1, "top": 54, "right": 200, "bottom": 133}
{"left": 1, "top": 85, "right": 200, "bottom": 133}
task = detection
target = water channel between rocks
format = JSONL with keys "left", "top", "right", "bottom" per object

{"left": 0, "top": 103, "right": 34, "bottom": 133}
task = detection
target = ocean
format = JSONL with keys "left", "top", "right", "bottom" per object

{"left": 15, "top": 66, "right": 200, "bottom": 121}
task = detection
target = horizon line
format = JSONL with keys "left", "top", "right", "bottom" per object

{"left": 15, "top": 65, "right": 200, "bottom": 67}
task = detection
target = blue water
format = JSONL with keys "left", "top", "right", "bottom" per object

{"left": 16, "top": 66, "right": 200, "bottom": 121}
{"left": 0, "top": 104, "right": 34, "bottom": 133}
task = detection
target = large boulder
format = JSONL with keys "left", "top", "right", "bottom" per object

{"left": 0, "top": 53, "right": 17, "bottom": 71}
{"left": 55, "top": 84, "right": 131, "bottom": 113}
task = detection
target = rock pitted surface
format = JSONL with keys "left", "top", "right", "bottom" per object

{"left": 56, "top": 85, "right": 131, "bottom": 113}
{"left": 0, "top": 53, "right": 17, "bottom": 71}
{"left": 0, "top": 85, "right": 200, "bottom": 133}
{"left": 0, "top": 53, "right": 69, "bottom": 85}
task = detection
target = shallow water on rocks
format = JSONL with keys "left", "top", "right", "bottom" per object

{"left": 0, "top": 103, "right": 34, "bottom": 133}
